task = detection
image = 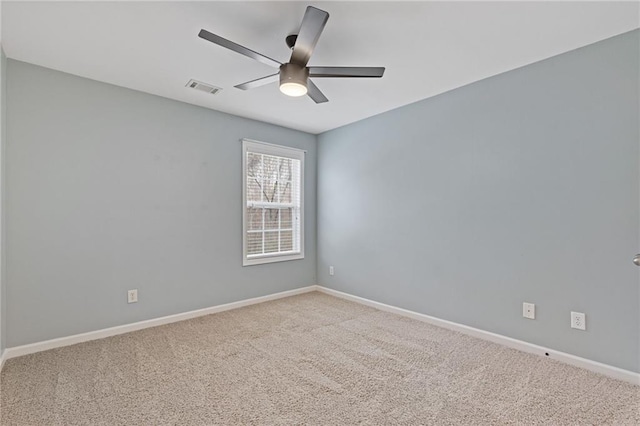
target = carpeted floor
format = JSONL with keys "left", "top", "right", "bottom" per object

{"left": 0, "top": 292, "right": 638, "bottom": 425}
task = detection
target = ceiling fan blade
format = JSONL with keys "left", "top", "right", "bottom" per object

{"left": 235, "top": 73, "right": 280, "bottom": 90}
{"left": 198, "top": 29, "right": 281, "bottom": 68}
{"left": 290, "top": 6, "right": 329, "bottom": 67}
{"left": 307, "top": 80, "right": 328, "bottom": 104}
{"left": 308, "top": 67, "right": 385, "bottom": 78}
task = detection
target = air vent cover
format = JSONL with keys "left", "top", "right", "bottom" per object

{"left": 186, "top": 79, "right": 222, "bottom": 95}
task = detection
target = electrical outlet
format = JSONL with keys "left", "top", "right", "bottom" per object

{"left": 571, "top": 311, "right": 586, "bottom": 330}
{"left": 329, "top": 266, "right": 334, "bottom": 276}
{"left": 523, "top": 302, "right": 535, "bottom": 319}
{"left": 128, "top": 289, "right": 138, "bottom": 304}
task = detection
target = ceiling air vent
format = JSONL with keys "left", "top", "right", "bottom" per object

{"left": 186, "top": 79, "right": 222, "bottom": 95}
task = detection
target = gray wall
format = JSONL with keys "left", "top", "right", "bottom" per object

{"left": 0, "top": 48, "right": 6, "bottom": 354}
{"left": 317, "top": 30, "right": 639, "bottom": 372}
{"left": 6, "top": 60, "right": 317, "bottom": 347}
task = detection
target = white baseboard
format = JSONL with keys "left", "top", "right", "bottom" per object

{"left": 3, "top": 285, "right": 318, "bottom": 362}
{"left": 316, "top": 286, "right": 640, "bottom": 386}
{"left": 4, "top": 284, "right": 638, "bottom": 386}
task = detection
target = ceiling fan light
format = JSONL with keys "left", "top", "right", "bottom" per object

{"left": 279, "top": 63, "right": 309, "bottom": 97}
{"left": 280, "top": 82, "right": 308, "bottom": 97}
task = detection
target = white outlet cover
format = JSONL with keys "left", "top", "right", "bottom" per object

{"left": 329, "top": 266, "right": 334, "bottom": 276}
{"left": 571, "top": 311, "right": 586, "bottom": 330}
{"left": 523, "top": 302, "right": 535, "bottom": 319}
{"left": 128, "top": 289, "right": 138, "bottom": 304}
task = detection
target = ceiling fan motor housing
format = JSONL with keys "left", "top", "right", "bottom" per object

{"left": 280, "top": 63, "right": 309, "bottom": 87}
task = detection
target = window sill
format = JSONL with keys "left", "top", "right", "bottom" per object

{"left": 243, "top": 252, "right": 304, "bottom": 266}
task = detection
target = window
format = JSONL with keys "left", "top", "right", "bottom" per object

{"left": 242, "top": 139, "right": 304, "bottom": 266}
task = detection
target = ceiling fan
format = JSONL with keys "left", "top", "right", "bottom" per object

{"left": 198, "top": 6, "right": 385, "bottom": 103}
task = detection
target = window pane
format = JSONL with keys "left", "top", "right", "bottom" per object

{"left": 279, "top": 158, "right": 292, "bottom": 181}
{"left": 247, "top": 232, "right": 262, "bottom": 255}
{"left": 262, "top": 179, "right": 277, "bottom": 203}
{"left": 264, "top": 209, "right": 279, "bottom": 229}
{"left": 247, "top": 179, "right": 263, "bottom": 202}
{"left": 247, "top": 207, "right": 262, "bottom": 231}
{"left": 279, "top": 181, "right": 292, "bottom": 203}
{"left": 247, "top": 153, "right": 262, "bottom": 180}
{"left": 264, "top": 231, "right": 279, "bottom": 253}
{"left": 280, "top": 231, "right": 293, "bottom": 251}
{"left": 281, "top": 208, "right": 292, "bottom": 229}
{"left": 263, "top": 155, "right": 279, "bottom": 181}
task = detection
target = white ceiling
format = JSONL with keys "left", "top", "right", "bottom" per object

{"left": 2, "top": 1, "right": 639, "bottom": 134}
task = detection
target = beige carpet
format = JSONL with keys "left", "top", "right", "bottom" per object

{"left": 0, "top": 292, "right": 638, "bottom": 425}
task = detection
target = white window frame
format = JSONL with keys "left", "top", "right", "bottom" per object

{"left": 242, "top": 139, "right": 305, "bottom": 266}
